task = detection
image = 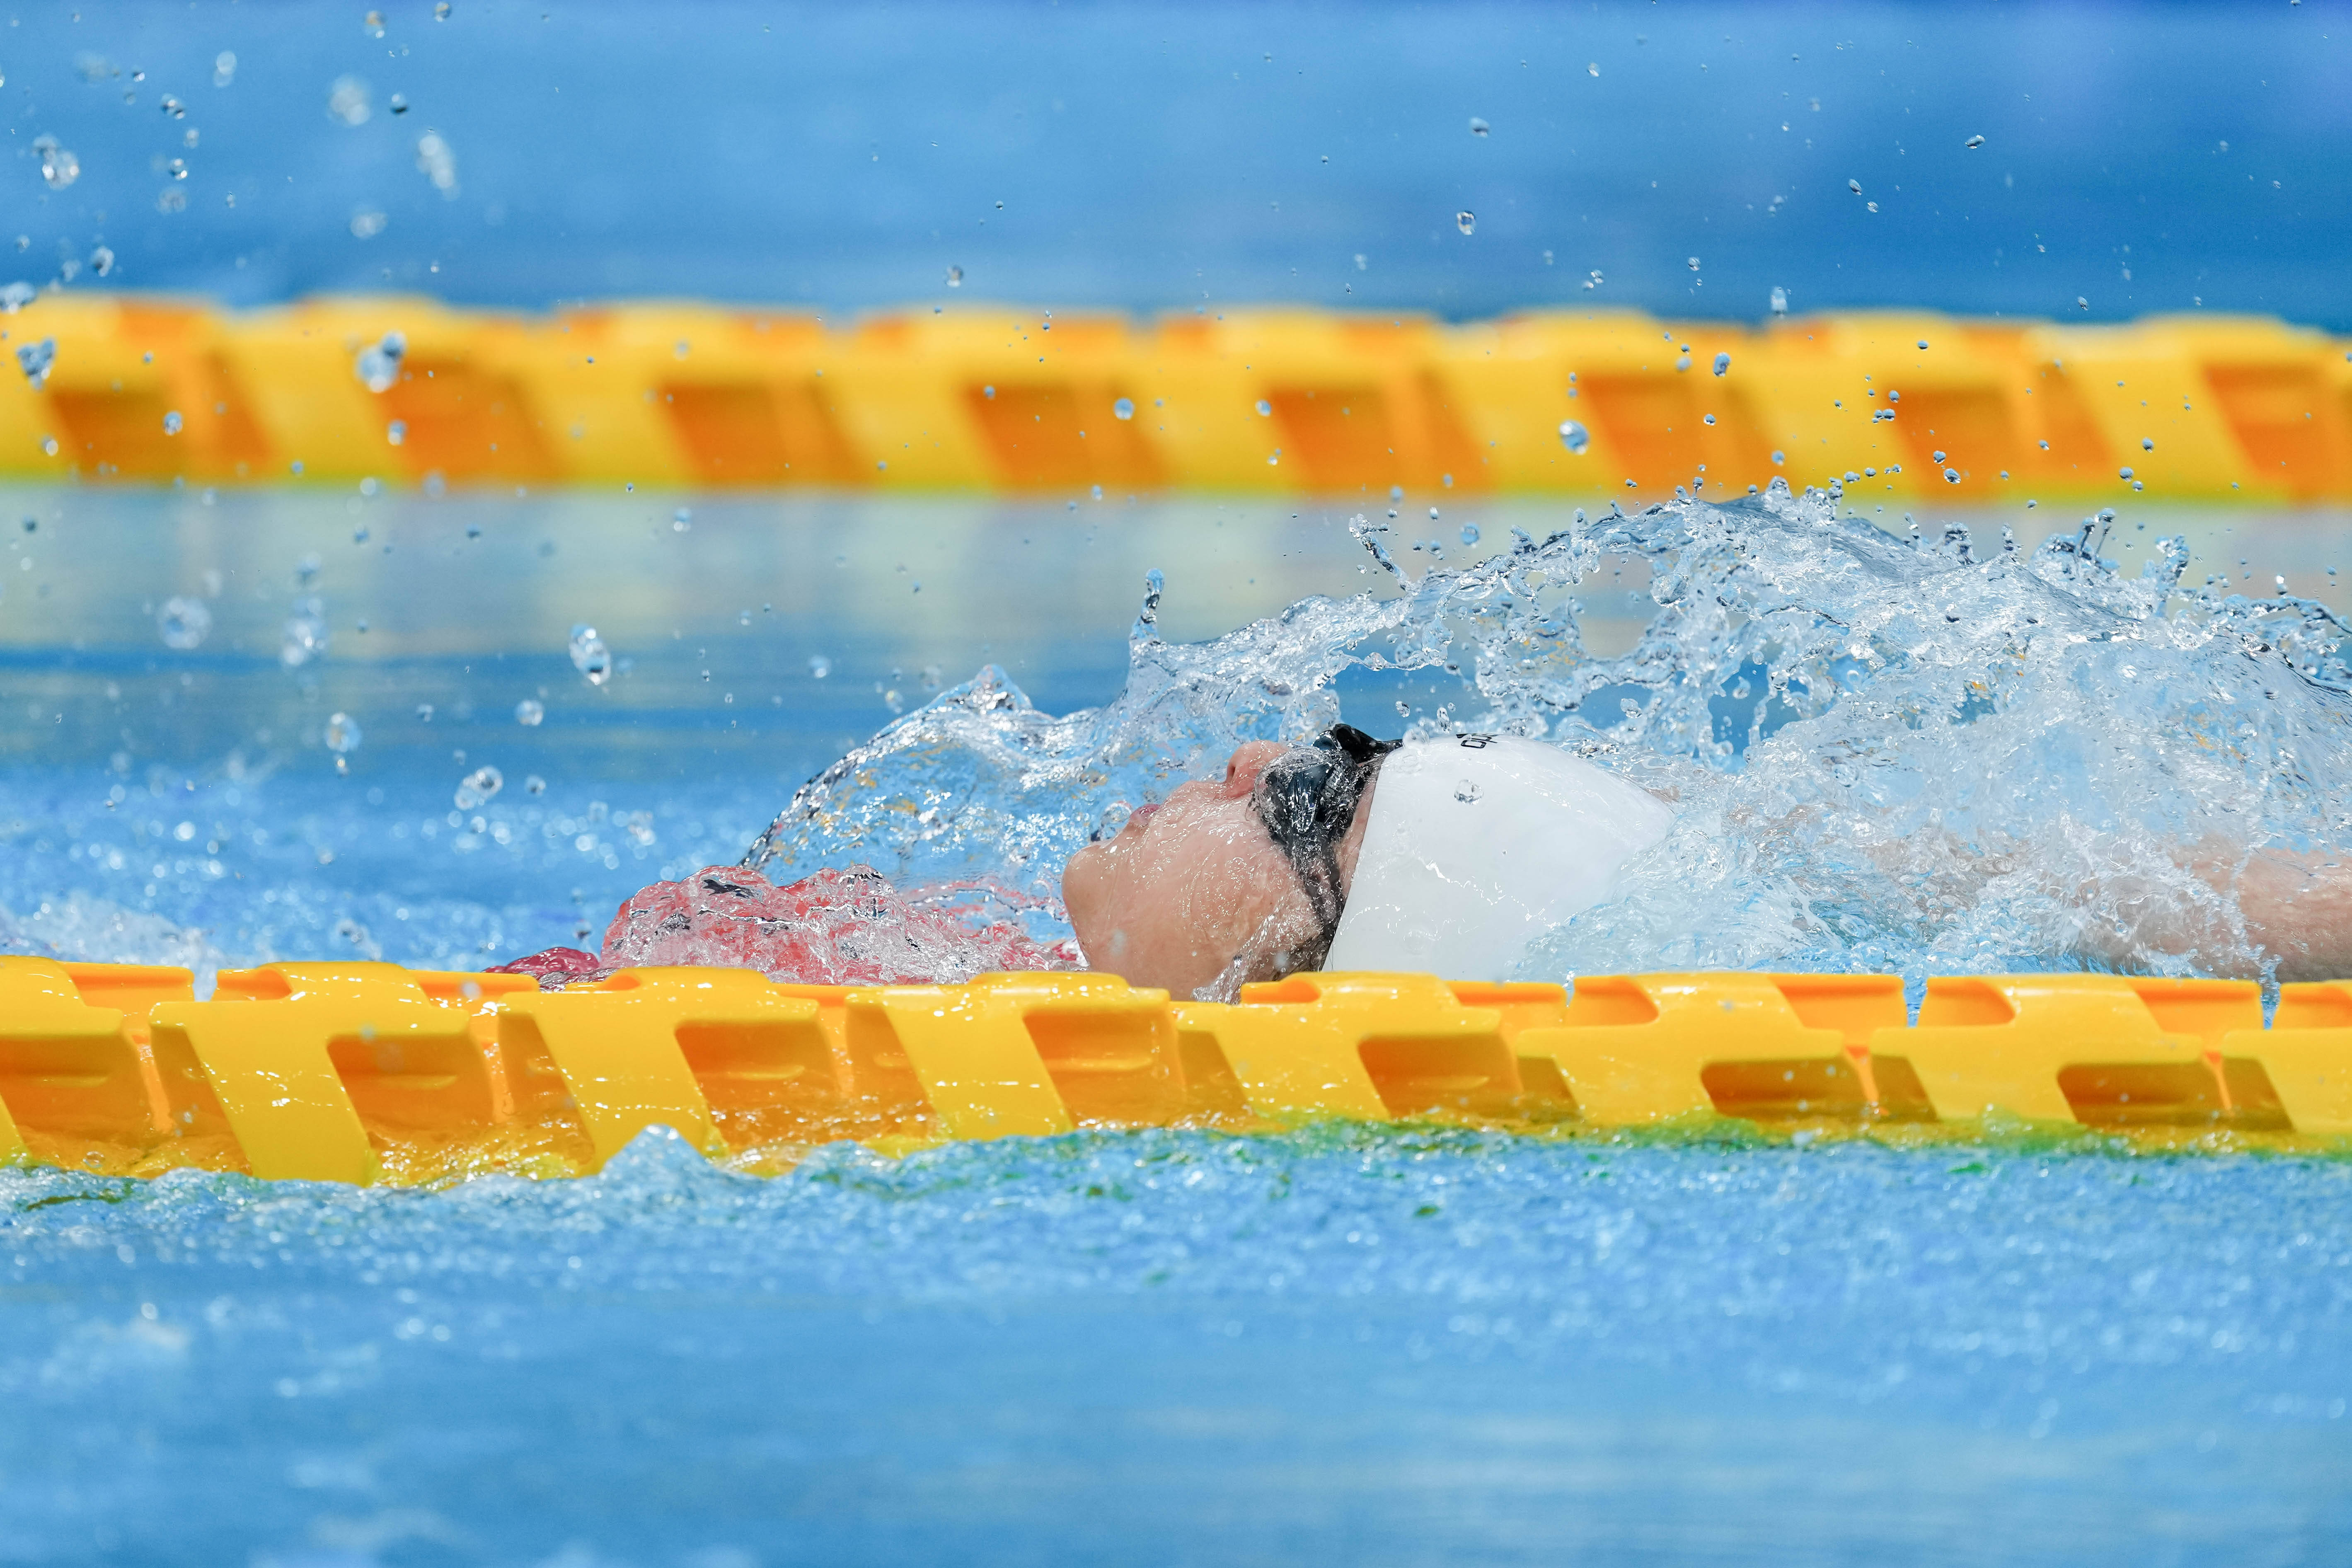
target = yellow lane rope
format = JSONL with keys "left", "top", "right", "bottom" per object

{"left": 2, "top": 958, "right": 2344, "bottom": 1185}
{"left": 2, "top": 298, "right": 2347, "bottom": 501}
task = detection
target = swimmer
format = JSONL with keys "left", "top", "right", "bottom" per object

{"left": 508, "top": 725, "right": 2352, "bottom": 992}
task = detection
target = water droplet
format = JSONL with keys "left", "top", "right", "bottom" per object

{"left": 1113, "top": 397, "right": 1135, "bottom": 420}
{"left": 1454, "top": 779, "right": 1481, "bottom": 803}
{"left": 1558, "top": 420, "right": 1591, "bottom": 455}
{"left": 160, "top": 95, "right": 185, "bottom": 119}
{"left": 454, "top": 765, "right": 502, "bottom": 810}
{"left": 1455, "top": 211, "right": 1476, "bottom": 235}
{"left": 162, "top": 410, "right": 183, "bottom": 436}
{"left": 434, "top": 1, "right": 451, "bottom": 17}
{"left": 525, "top": 774, "right": 547, "bottom": 795}
{"left": 213, "top": 51, "right": 237, "bottom": 86}
{"left": 1769, "top": 286, "right": 1788, "bottom": 315}
{"left": 1687, "top": 256, "right": 1701, "bottom": 272}
{"left": 15, "top": 338, "right": 56, "bottom": 388}
{"left": 327, "top": 75, "right": 372, "bottom": 128}
{"left": 515, "top": 699, "right": 544, "bottom": 727}
{"left": 2119, "top": 467, "right": 2135, "bottom": 481}
{"left": 350, "top": 210, "right": 388, "bottom": 240}
{"left": 1847, "top": 178, "right": 1863, "bottom": 195}
{"left": 1459, "top": 522, "right": 1480, "bottom": 546}
{"left": 1712, "top": 352, "right": 1731, "bottom": 376}
{"left": 2141, "top": 437, "right": 2154, "bottom": 452}
{"left": 808, "top": 654, "right": 832, "bottom": 679}
{"left": 1587, "top": 62, "right": 1599, "bottom": 76}
{"left": 1943, "top": 468, "right": 1961, "bottom": 484}
{"left": 32, "top": 136, "right": 80, "bottom": 191}
{"left": 569, "top": 624, "right": 612, "bottom": 686}
{"left": 386, "top": 419, "right": 406, "bottom": 445}
{"left": 946, "top": 264, "right": 963, "bottom": 288}
{"left": 1428, "top": 506, "right": 1440, "bottom": 521}
{"left": 324, "top": 712, "right": 362, "bottom": 753}
{"left": 157, "top": 597, "right": 211, "bottom": 650}
{"left": 672, "top": 507, "right": 691, "bottom": 532}
{"left": 2076, "top": 295, "right": 2090, "bottom": 311}
{"left": 281, "top": 600, "right": 329, "bottom": 667}
{"left": 1932, "top": 450, "right": 1947, "bottom": 463}
{"left": 356, "top": 332, "right": 405, "bottom": 393}
{"left": 1703, "top": 414, "right": 1717, "bottom": 426}
{"left": 1469, "top": 116, "right": 1490, "bottom": 136}
{"left": 388, "top": 93, "right": 408, "bottom": 115}
{"left": 89, "top": 246, "right": 114, "bottom": 278}
{"left": 1255, "top": 399, "right": 1273, "bottom": 417}
{"left": 414, "top": 130, "right": 457, "bottom": 195}
{"left": 1965, "top": 134, "right": 1986, "bottom": 150}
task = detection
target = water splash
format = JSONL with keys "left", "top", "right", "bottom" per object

{"left": 743, "top": 484, "right": 2352, "bottom": 986}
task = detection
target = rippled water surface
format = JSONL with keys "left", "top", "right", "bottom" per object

{"left": 5, "top": 488, "right": 2352, "bottom": 1563}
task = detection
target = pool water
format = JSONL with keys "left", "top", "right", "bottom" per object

{"left": 5, "top": 487, "right": 2352, "bottom": 1563}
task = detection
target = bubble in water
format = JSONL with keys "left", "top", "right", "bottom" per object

{"left": 162, "top": 410, "right": 183, "bottom": 436}
{"left": 1558, "top": 419, "right": 1591, "bottom": 455}
{"left": 324, "top": 712, "right": 362, "bottom": 754}
{"left": 1459, "top": 522, "right": 1481, "bottom": 546}
{"left": 356, "top": 332, "right": 405, "bottom": 393}
{"left": 1469, "top": 116, "right": 1490, "bottom": 136}
{"left": 1112, "top": 397, "right": 1135, "bottom": 421}
{"left": 1255, "top": 399, "right": 1273, "bottom": 417}
{"left": 33, "top": 136, "right": 80, "bottom": 191}
{"left": 156, "top": 596, "right": 211, "bottom": 650}
{"left": 15, "top": 338, "right": 56, "bottom": 388}
{"left": 213, "top": 51, "right": 237, "bottom": 87}
{"left": 386, "top": 420, "right": 406, "bottom": 445}
{"left": 1965, "top": 133, "right": 1986, "bottom": 149}
{"left": 88, "top": 246, "right": 114, "bottom": 277}
{"left": 327, "top": 75, "right": 372, "bottom": 127}
{"left": 1455, "top": 211, "right": 1476, "bottom": 235}
{"left": 569, "top": 624, "right": 612, "bottom": 686}
{"left": 281, "top": 600, "right": 329, "bottom": 667}
{"left": 946, "top": 265, "right": 963, "bottom": 288}
{"left": 453, "top": 765, "right": 503, "bottom": 810}
{"left": 809, "top": 654, "right": 832, "bottom": 679}
{"left": 515, "top": 698, "right": 544, "bottom": 727}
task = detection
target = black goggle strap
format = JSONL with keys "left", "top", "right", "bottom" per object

{"left": 1249, "top": 724, "right": 1400, "bottom": 957}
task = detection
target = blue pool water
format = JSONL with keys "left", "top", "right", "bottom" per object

{"left": 5, "top": 1131, "right": 2351, "bottom": 1565}
{"left": 6, "top": 488, "right": 2352, "bottom": 1562}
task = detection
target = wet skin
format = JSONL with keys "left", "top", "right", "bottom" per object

{"left": 1062, "top": 741, "right": 1375, "bottom": 999}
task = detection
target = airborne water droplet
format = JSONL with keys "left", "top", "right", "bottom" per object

{"left": 946, "top": 265, "right": 963, "bottom": 288}
{"left": 157, "top": 597, "right": 211, "bottom": 650}
{"left": 1255, "top": 399, "right": 1273, "bottom": 417}
{"left": 1965, "top": 133, "right": 1986, "bottom": 149}
{"left": 1469, "top": 116, "right": 1490, "bottom": 137}
{"left": 569, "top": 624, "right": 612, "bottom": 686}
{"left": 1113, "top": 397, "right": 1135, "bottom": 420}
{"left": 515, "top": 699, "right": 544, "bottom": 727}
{"left": 162, "top": 410, "right": 183, "bottom": 435}
{"left": 1558, "top": 420, "right": 1591, "bottom": 455}
{"left": 1713, "top": 352, "right": 1730, "bottom": 376}
{"left": 1848, "top": 178, "right": 1863, "bottom": 195}
{"left": 1455, "top": 211, "right": 1476, "bottom": 236}
{"left": 324, "top": 712, "right": 362, "bottom": 754}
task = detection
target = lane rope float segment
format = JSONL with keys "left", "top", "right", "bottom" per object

{"left": 3, "top": 957, "right": 2349, "bottom": 1185}
{"left": 1, "top": 297, "right": 2347, "bottom": 501}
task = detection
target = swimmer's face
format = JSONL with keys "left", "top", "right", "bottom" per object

{"left": 1061, "top": 741, "right": 1371, "bottom": 999}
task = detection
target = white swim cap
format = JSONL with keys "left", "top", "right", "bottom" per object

{"left": 1321, "top": 734, "right": 1674, "bottom": 982}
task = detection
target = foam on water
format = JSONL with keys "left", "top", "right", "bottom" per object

{"left": 745, "top": 483, "right": 2352, "bottom": 988}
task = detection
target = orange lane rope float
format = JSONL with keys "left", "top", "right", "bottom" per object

{"left": 2, "top": 957, "right": 2347, "bottom": 1186}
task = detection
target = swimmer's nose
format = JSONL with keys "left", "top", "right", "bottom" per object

{"left": 1219, "top": 740, "right": 1291, "bottom": 796}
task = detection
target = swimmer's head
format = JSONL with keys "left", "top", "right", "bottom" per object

{"left": 1060, "top": 726, "right": 1395, "bottom": 1000}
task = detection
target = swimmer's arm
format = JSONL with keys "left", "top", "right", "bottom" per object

{"left": 2207, "top": 844, "right": 2352, "bottom": 984}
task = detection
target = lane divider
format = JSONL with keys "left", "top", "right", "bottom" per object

{"left": 1, "top": 297, "right": 2346, "bottom": 500}
{"left": 3, "top": 956, "right": 2348, "bottom": 1183}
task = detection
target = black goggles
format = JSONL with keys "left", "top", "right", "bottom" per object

{"left": 1249, "top": 724, "right": 1399, "bottom": 950}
